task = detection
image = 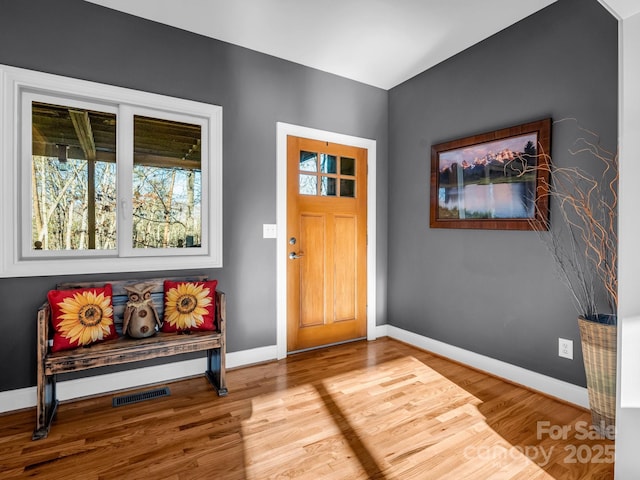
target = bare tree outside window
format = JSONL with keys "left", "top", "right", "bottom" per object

{"left": 31, "top": 104, "right": 202, "bottom": 252}
{"left": 133, "top": 115, "right": 202, "bottom": 249}
{"left": 31, "top": 102, "right": 118, "bottom": 251}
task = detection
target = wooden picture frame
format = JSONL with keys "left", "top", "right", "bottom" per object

{"left": 430, "top": 118, "right": 551, "bottom": 230}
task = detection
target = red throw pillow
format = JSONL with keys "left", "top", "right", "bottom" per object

{"left": 47, "top": 284, "right": 118, "bottom": 352}
{"left": 161, "top": 280, "right": 217, "bottom": 332}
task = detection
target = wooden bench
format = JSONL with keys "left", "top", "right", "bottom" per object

{"left": 33, "top": 276, "right": 227, "bottom": 440}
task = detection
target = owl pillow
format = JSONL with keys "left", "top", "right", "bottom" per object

{"left": 161, "top": 280, "right": 217, "bottom": 333}
{"left": 47, "top": 284, "right": 118, "bottom": 352}
{"left": 123, "top": 282, "right": 162, "bottom": 338}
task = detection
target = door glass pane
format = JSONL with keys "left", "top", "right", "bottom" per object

{"left": 299, "top": 174, "right": 317, "bottom": 195}
{"left": 31, "top": 102, "right": 117, "bottom": 251}
{"left": 340, "top": 179, "right": 355, "bottom": 198}
{"left": 320, "top": 154, "right": 337, "bottom": 174}
{"left": 321, "top": 177, "right": 337, "bottom": 196}
{"left": 300, "top": 151, "right": 317, "bottom": 172}
{"left": 133, "top": 115, "right": 202, "bottom": 249}
{"left": 341, "top": 157, "right": 355, "bottom": 176}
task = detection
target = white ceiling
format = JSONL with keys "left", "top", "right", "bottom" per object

{"left": 82, "top": 0, "right": 633, "bottom": 90}
{"left": 83, "top": 0, "right": 559, "bottom": 89}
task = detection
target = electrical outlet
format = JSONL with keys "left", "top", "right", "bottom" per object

{"left": 559, "top": 338, "right": 573, "bottom": 360}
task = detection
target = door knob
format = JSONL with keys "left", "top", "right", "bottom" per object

{"left": 289, "top": 252, "right": 304, "bottom": 260}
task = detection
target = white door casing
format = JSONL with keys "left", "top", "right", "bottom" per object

{"left": 276, "top": 123, "right": 377, "bottom": 359}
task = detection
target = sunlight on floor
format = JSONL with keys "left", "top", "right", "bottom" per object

{"left": 240, "top": 355, "right": 556, "bottom": 479}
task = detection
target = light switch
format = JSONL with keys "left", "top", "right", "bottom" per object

{"left": 263, "top": 224, "right": 277, "bottom": 238}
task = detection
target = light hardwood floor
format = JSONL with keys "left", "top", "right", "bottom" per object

{"left": 0, "top": 338, "right": 614, "bottom": 479}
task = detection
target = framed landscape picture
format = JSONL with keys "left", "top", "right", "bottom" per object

{"left": 430, "top": 118, "right": 551, "bottom": 230}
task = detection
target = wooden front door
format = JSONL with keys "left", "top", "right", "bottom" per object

{"left": 287, "top": 136, "right": 367, "bottom": 352}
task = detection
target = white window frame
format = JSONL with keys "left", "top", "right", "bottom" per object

{"left": 0, "top": 64, "right": 223, "bottom": 277}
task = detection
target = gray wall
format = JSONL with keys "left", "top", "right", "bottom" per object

{"left": 0, "top": 0, "right": 389, "bottom": 391}
{"left": 0, "top": 0, "right": 618, "bottom": 395}
{"left": 387, "top": 0, "right": 617, "bottom": 386}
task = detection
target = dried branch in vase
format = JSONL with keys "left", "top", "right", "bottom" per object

{"left": 517, "top": 120, "right": 617, "bottom": 324}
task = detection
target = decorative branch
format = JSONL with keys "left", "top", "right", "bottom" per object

{"left": 518, "top": 120, "right": 617, "bottom": 321}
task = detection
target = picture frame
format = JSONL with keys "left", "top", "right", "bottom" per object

{"left": 430, "top": 118, "right": 551, "bottom": 230}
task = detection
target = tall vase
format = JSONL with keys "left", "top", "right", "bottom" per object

{"left": 578, "top": 315, "right": 616, "bottom": 439}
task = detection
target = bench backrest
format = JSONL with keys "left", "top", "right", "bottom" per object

{"left": 55, "top": 275, "right": 209, "bottom": 335}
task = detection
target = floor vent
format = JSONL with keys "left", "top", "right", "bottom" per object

{"left": 112, "top": 387, "right": 171, "bottom": 407}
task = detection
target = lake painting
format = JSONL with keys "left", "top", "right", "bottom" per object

{"left": 437, "top": 133, "right": 538, "bottom": 220}
{"left": 430, "top": 118, "right": 551, "bottom": 231}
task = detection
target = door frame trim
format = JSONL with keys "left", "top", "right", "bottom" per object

{"left": 276, "top": 122, "right": 377, "bottom": 359}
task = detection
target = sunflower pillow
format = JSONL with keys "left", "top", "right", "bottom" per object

{"left": 161, "top": 280, "right": 217, "bottom": 333}
{"left": 47, "top": 284, "right": 118, "bottom": 352}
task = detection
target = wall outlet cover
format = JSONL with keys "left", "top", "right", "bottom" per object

{"left": 559, "top": 338, "right": 573, "bottom": 360}
{"left": 263, "top": 224, "right": 277, "bottom": 239}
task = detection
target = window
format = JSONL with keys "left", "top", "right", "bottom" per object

{"left": 1, "top": 64, "right": 222, "bottom": 277}
{"left": 29, "top": 98, "right": 118, "bottom": 254}
{"left": 132, "top": 114, "right": 203, "bottom": 251}
{"left": 298, "top": 150, "right": 357, "bottom": 198}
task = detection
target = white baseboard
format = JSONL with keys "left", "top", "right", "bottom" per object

{"left": 0, "top": 328, "right": 587, "bottom": 414}
{"left": 376, "top": 324, "right": 589, "bottom": 408}
{"left": 227, "top": 345, "right": 278, "bottom": 369}
{"left": 0, "top": 345, "right": 278, "bottom": 414}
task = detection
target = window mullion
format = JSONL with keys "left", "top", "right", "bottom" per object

{"left": 117, "top": 105, "right": 134, "bottom": 257}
